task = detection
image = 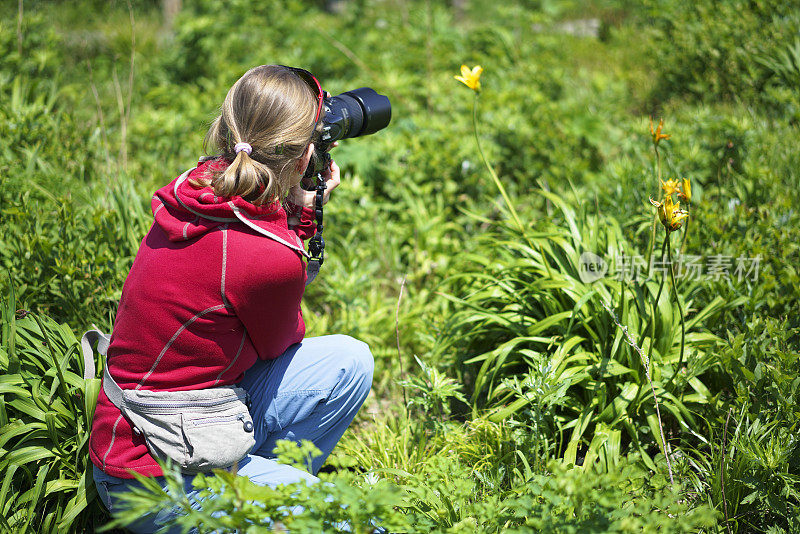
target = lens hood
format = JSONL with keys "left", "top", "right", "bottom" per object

{"left": 340, "top": 88, "right": 391, "bottom": 137}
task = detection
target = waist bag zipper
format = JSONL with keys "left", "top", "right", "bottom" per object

{"left": 188, "top": 413, "right": 254, "bottom": 432}
{"left": 125, "top": 394, "right": 243, "bottom": 410}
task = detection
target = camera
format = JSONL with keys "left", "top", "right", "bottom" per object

{"left": 304, "top": 87, "right": 391, "bottom": 182}
{"left": 302, "top": 87, "right": 390, "bottom": 275}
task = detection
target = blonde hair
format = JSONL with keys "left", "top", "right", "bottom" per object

{"left": 198, "top": 65, "right": 321, "bottom": 205}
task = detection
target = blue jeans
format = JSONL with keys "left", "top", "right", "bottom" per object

{"left": 93, "top": 335, "right": 374, "bottom": 533}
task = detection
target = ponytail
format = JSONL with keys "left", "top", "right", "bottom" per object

{"left": 195, "top": 65, "right": 321, "bottom": 205}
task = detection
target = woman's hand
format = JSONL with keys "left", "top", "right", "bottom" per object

{"left": 287, "top": 158, "right": 341, "bottom": 209}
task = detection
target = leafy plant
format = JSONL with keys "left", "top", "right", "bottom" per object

{"left": 685, "top": 317, "right": 800, "bottom": 533}
{"left": 398, "top": 355, "right": 467, "bottom": 421}
{"left": 437, "top": 191, "right": 741, "bottom": 470}
{"left": 106, "top": 440, "right": 408, "bottom": 534}
{"left": 0, "top": 285, "right": 105, "bottom": 532}
{"left": 506, "top": 458, "right": 718, "bottom": 533}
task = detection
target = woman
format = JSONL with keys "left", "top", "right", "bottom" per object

{"left": 90, "top": 65, "right": 374, "bottom": 532}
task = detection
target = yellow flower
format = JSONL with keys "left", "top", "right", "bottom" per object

{"left": 678, "top": 177, "right": 692, "bottom": 203}
{"left": 455, "top": 65, "right": 483, "bottom": 92}
{"left": 650, "top": 195, "right": 688, "bottom": 232}
{"left": 649, "top": 117, "right": 671, "bottom": 146}
{"left": 650, "top": 197, "right": 668, "bottom": 227}
{"left": 660, "top": 178, "right": 681, "bottom": 197}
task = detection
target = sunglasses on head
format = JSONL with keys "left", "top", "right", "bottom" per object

{"left": 278, "top": 65, "right": 324, "bottom": 126}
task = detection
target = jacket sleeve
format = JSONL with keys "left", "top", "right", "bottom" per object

{"left": 225, "top": 235, "right": 307, "bottom": 360}
{"left": 285, "top": 203, "right": 318, "bottom": 242}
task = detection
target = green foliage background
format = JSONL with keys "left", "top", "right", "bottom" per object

{"left": 1, "top": 0, "right": 799, "bottom": 532}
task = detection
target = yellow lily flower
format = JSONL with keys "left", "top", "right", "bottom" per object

{"left": 660, "top": 178, "right": 681, "bottom": 197}
{"left": 678, "top": 177, "right": 692, "bottom": 203}
{"left": 455, "top": 65, "right": 483, "bottom": 92}
{"left": 650, "top": 195, "right": 688, "bottom": 232}
{"left": 650, "top": 197, "right": 668, "bottom": 227}
{"left": 649, "top": 117, "right": 671, "bottom": 146}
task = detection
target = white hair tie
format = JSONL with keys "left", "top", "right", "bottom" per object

{"left": 234, "top": 142, "right": 252, "bottom": 155}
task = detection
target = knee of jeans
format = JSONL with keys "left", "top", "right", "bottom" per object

{"left": 332, "top": 334, "right": 374, "bottom": 386}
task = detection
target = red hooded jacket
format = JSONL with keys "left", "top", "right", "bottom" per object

{"left": 90, "top": 157, "right": 317, "bottom": 478}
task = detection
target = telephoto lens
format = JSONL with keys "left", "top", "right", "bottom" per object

{"left": 319, "top": 87, "right": 391, "bottom": 151}
{"left": 302, "top": 87, "right": 391, "bottom": 185}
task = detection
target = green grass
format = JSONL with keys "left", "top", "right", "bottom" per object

{"left": 1, "top": 0, "right": 798, "bottom": 531}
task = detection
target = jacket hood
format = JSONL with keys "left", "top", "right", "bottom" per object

{"left": 151, "top": 157, "right": 307, "bottom": 256}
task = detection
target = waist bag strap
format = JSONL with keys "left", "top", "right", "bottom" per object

{"left": 80, "top": 329, "right": 125, "bottom": 409}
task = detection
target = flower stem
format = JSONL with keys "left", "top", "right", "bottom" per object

{"left": 646, "top": 215, "right": 657, "bottom": 278}
{"left": 645, "top": 145, "right": 662, "bottom": 277}
{"left": 656, "top": 145, "right": 662, "bottom": 183}
{"left": 679, "top": 215, "right": 690, "bottom": 255}
{"left": 471, "top": 93, "right": 525, "bottom": 235}
{"left": 646, "top": 236, "right": 669, "bottom": 366}
{"left": 666, "top": 236, "right": 686, "bottom": 381}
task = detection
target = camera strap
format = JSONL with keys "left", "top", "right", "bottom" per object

{"left": 305, "top": 171, "right": 326, "bottom": 285}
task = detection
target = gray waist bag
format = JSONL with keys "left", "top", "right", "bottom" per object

{"left": 81, "top": 330, "right": 255, "bottom": 473}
